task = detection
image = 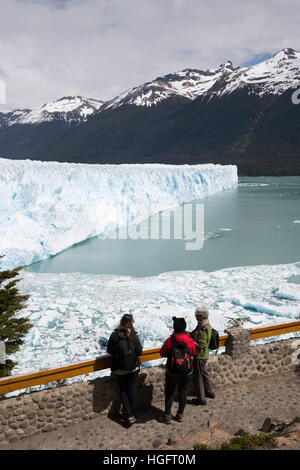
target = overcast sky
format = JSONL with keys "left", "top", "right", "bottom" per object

{"left": 1, "top": 0, "right": 300, "bottom": 110}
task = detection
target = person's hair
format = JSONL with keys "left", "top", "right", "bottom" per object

{"left": 195, "top": 306, "right": 209, "bottom": 319}
{"left": 172, "top": 316, "right": 187, "bottom": 334}
{"left": 116, "top": 314, "right": 138, "bottom": 342}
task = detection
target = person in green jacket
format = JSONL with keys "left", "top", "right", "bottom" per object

{"left": 191, "top": 306, "right": 215, "bottom": 406}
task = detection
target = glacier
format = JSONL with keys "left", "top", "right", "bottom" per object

{"left": 0, "top": 158, "right": 237, "bottom": 270}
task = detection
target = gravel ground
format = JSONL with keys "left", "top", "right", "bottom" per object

{"left": 1, "top": 370, "right": 299, "bottom": 451}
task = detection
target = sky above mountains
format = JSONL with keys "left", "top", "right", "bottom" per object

{"left": 0, "top": 0, "right": 300, "bottom": 110}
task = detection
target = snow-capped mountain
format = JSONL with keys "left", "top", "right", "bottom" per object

{"left": 102, "top": 48, "right": 300, "bottom": 110}
{"left": 0, "top": 96, "right": 104, "bottom": 129}
{"left": 102, "top": 61, "right": 237, "bottom": 110}
{"left": 210, "top": 48, "right": 300, "bottom": 98}
{"left": 0, "top": 96, "right": 105, "bottom": 158}
{"left": 0, "top": 109, "right": 31, "bottom": 128}
{"left": 14, "top": 96, "right": 104, "bottom": 126}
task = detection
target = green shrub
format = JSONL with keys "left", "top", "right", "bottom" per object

{"left": 219, "top": 432, "right": 278, "bottom": 450}
{"left": 0, "top": 255, "right": 33, "bottom": 378}
{"left": 194, "top": 432, "right": 278, "bottom": 451}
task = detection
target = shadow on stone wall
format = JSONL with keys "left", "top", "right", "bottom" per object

{"left": 135, "top": 372, "right": 154, "bottom": 411}
{"left": 91, "top": 375, "right": 120, "bottom": 415}
{"left": 91, "top": 370, "right": 154, "bottom": 417}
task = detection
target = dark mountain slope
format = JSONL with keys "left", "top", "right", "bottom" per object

{"left": 0, "top": 121, "right": 74, "bottom": 158}
{"left": 31, "top": 86, "right": 300, "bottom": 175}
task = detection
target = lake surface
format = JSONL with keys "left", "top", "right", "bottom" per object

{"left": 24, "top": 177, "right": 300, "bottom": 276}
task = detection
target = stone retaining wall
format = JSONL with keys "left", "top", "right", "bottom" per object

{"left": 0, "top": 330, "right": 299, "bottom": 445}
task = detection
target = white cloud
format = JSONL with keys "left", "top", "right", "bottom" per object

{"left": 0, "top": 0, "right": 300, "bottom": 110}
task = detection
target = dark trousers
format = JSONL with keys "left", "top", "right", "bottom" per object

{"left": 116, "top": 370, "right": 139, "bottom": 418}
{"left": 165, "top": 373, "right": 190, "bottom": 415}
{"left": 193, "top": 358, "right": 214, "bottom": 400}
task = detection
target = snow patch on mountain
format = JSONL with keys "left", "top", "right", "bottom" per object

{"left": 219, "top": 48, "right": 300, "bottom": 97}
{"left": 103, "top": 62, "right": 238, "bottom": 109}
{"left": 0, "top": 109, "right": 31, "bottom": 128}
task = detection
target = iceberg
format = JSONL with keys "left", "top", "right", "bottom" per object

{"left": 273, "top": 283, "right": 300, "bottom": 301}
{"left": 0, "top": 158, "right": 237, "bottom": 270}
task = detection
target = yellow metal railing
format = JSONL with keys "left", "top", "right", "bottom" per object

{"left": 0, "top": 320, "right": 299, "bottom": 395}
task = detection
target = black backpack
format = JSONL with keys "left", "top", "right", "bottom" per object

{"left": 209, "top": 328, "right": 219, "bottom": 351}
{"left": 168, "top": 337, "right": 192, "bottom": 376}
{"left": 116, "top": 337, "right": 138, "bottom": 371}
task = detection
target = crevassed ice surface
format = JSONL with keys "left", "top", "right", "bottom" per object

{"left": 9, "top": 262, "right": 300, "bottom": 385}
{"left": 0, "top": 158, "right": 237, "bottom": 270}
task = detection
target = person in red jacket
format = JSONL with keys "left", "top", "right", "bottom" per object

{"left": 160, "top": 317, "right": 195, "bottom": 423}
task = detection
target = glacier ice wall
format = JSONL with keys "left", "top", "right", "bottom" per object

{"left": 0, "top": 158, "right": 237, "bottom": 269}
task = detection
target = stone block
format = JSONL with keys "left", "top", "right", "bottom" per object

{"left": 1, "top": 410, "right": 10, "bottom": 420}
{"left": 42, "top": 423, "right": 55, "bottom": 432}
{"left": 16, "top": 414, "right": 26, "bottom": 421}
{"left": 38, "top": 415, "right": 47, "bottom": 422}
{"left": 5, "top": 403, "right": 15, "bottom": 409}
{"left": 20, "top": 421, "right": 28, "bottom": 429}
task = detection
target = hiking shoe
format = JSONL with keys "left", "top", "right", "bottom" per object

{"left": 191, "top": 398, "right": 207, "bottom": 406}
{"left": 205, "top": 392, "right": 216, "bottom": 399}
{"left": 165, "top": 414, "right": 172, "bottom": 424}
{"left": 176, "top": 413, "right": 184, "bottom": 422}
{"left": 128, "top": 415, "right": 137, "bottom": 426}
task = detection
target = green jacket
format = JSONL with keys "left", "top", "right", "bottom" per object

{"left": 194, "top": 321, "right": 212, "bottom": 360}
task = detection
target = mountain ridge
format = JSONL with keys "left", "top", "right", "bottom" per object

{"left": 99, "top": 48, "right": 300, "bottom": 110}
{"left": 0, "top": 48, "right": 300, "bottom": 175}
{"left": 0, "top": 96, "right": 104, "bottom": 127}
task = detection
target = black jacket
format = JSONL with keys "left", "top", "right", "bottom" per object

{"left": 107, "top": 330, "right": 143, "bottom": 371}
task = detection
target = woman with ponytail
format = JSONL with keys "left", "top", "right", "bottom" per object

{"left": 107, "top": 314, "right": 142, "bottom": 426}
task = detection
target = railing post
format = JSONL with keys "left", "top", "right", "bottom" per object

{"left": 225, "top": 327, "right": 251, "bottom": 358}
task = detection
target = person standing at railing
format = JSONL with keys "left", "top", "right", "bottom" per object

{"left": 160, "top": 317, "right": 195, "bottom": 424}
{"left": 191, "top": 306, "right": 215, "bottom": 406}
{"left": 107, "top": 314, "right": 142, "bottom": 427}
